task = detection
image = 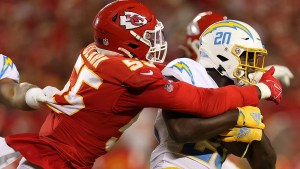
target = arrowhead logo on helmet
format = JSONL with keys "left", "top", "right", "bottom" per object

{"left": 120, "top": 11, "right": 148, "bottom": 30}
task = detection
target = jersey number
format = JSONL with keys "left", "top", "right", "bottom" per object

{"left": 50, "top": 65, "right": 102, "bottom": 116}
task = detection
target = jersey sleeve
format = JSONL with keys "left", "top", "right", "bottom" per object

{"left": 132, "top": 79, "right": 260, "bottom": 117}
{"left": 0, "top": 54, "right": 20, "bottom": 82}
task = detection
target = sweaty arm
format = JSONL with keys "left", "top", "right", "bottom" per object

{"left": 0, "top": 78, "right": 40, "bottom": 110}
{"left": 245, "top": 133, "right": 276, "bottom": 169}
{"left": 163, "top": 109, "right": 239, "bottom": 143}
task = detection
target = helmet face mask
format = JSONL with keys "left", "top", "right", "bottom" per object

{"left": 199, "top": 20, "right": 268, "bottom": 86}
{"left": 142, "top": 21, "right": 167, "bottom": 63}
{"left": 232, "top": 45, "right": 267, "bottom": 85}
{"left": 93, "top": 0, "right": 167, "bottom": 63}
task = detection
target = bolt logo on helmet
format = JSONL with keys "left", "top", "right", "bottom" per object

{"left": 201, "top": 20, "right": 254, "bottom": 42}
{"left": 120, "top": 11, "right": 148, "bottom": 29}
{"left": 93, "top": 0, "right": 167, "bottom": 63}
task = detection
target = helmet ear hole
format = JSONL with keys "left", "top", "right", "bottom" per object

{"left": 128, "top": 43, "right": 139, "bottom": 49}
{"left": 217, "top": 55, "right": 229, "bottom": 62}
{"left": 112, "top": 14, "right": 118, "bottom": 22}
{"left": 95, "top": 38, "right": 103, "bottom": 45}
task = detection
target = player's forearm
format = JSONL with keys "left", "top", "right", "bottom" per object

{"left": 246, "top": 133, "right": 276, "bottom": 169}
{"left": 0, "top": 82, "right": 37, "bottom": 110}
{"left": 163, "top": 109, "right": 239, "bottom": 143}
{"left": 136, "top": 81, "right": 259, "bottom": 117}
{"left": 196, "top": 85, "right": 260, "bottom": 117}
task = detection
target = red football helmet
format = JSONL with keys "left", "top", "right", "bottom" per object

{"left": 93, "top": 0, "right": 167, "bottom": 63}
{"left": 183, "top": 11, "right": 227, "bottom": 61}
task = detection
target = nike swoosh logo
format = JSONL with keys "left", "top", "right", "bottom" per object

{"left": 266, "top": 80, "right": 282, "bottom": 91}
{"left": 266, "top": 80, "right": 282, "bottom": 99}
{"left": 140, "top": 70, "right": 153, "bottom": 76}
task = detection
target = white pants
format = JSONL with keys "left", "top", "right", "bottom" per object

{"left": 0, "top": 137, "right": 21, "bottom": 169}
{"left": 151, "top": 152, "right": 213, "bottom": 169}
{"left": 150, "top": 152, "right": 240, "bottom": 169}
{"left": 17, "top": 157, "right": 42, "bottom": 169}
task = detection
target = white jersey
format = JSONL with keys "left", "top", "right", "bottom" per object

{"left": 151, "top": 58, "right": 238, "bottom": 169}
{"left": 0, "top": 54, "right": 19, "bottom": 82}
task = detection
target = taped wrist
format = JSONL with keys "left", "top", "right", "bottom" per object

{"left": 25, "top": 88, "right": 43, "bottom": 109}
{"left": 255, "top": 83, "right": 271, "bottom": 99}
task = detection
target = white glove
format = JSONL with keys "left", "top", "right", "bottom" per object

{"left": 25, "top": 88, "right": 47, "bottom": 109}
{"left": 252, "top": 65, "right": 294, "bottom": 87}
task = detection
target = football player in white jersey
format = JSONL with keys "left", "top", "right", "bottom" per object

{"left": 180, "top": 11, "right": 293, "bottom": 87}
{"left": 0, "top": 53, "right": 47, "bottom": 168}
{"left": 150, "top": 19, "right": 279, "bottom": 169}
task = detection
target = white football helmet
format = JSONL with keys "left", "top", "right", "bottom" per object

{"left": 199, "top": 20, "right": 267, "bottom": 86}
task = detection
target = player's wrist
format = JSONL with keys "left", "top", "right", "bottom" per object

{"left": 255, "top": 83, "right": 271, "bottom": 99}
{"left": 25, "top": 87, "right": 44, "bottom": 109}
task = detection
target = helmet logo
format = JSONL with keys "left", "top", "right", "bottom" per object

{"left": 235, "top": 47, "right": 241, "bottom": 55}
{"left": 103, "top": 38, "right": 109, "bottom": 46}
{"left": 120, "top": 11, "right": 148, "bottom": 30}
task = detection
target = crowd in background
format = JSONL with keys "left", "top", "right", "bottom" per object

{"left": 0, "top": 0, "right": 299, "bottom": 168}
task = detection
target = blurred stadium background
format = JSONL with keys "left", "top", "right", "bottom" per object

{"left": 0, "top": 0, "right": 299, "bottom": 168}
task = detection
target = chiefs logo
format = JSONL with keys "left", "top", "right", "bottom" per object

{"left": 120, "top": 11, "right": 148, "bottom": 30}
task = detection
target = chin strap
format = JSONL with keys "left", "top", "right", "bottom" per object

{"left": 241, "top": 143, "right": 251, "bottom": 158}
{"left": 95, "top": 47, "right": 123, "bottom": 57}
{"left": 118, "top": 47, "right": 134, "bottom": 58}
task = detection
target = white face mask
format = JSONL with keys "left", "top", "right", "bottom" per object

{"left": 129, "top": 21, "right": 168, "bottom": 63}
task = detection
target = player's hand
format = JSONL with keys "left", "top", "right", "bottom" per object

{"left": 220, "top": 127, "right": 262, "bottom": 143}
{"left": 255, "top": 66, "right": 282, "bottom": 104}
{"left": 42, "top": 86, "right": 60, "bottom": 99}
{"left": 251, "top": 65, "right": 294, "bottom": 87}
{"left": 265, "top": 65, "right": 294, "bottom": 87}
{"left": 236, "top": 106, "right": 265, "bottom": 129}
{"left": 25, "top": 87, "right": 47, "bottom": 109}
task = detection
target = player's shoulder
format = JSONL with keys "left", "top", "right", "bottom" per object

{"left": 81, "top": 43, "right": 158, "bottom": 72}
{"left": 0, "top": 53, "right": 11, "bottom": 64}
{"left": 162, "top": 58, "right": 206, "bottom": 80}
{"left": 80, "top": 43, "right": 164, "bottom": 86}
{"left": 164, "top": 58, "right": 206, "bottom": 72}
{"left": 166, "top": 58, "right": 197, "bottom": 67}
{"left": 105, "top": 57, "right": 164, "bottom": 88}
{"left": 101, "top": 56, "right": 161, "bottom": 74}
{"left": 0, "top": 53, "right": 19, "bottom": 81}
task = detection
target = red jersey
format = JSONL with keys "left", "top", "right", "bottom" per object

{"left": 6, "top": 43, "right": 259, "bottom": 168}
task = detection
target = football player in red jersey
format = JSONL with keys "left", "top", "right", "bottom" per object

{"left": 1, "top": 1, "right": 282, "bottom": 169}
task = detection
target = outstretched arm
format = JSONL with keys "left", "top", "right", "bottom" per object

{"left": 0, "top": 78, "right": 44, "bottom": 110}
{"left": 136, "top": 80, "right": 260, "bottom": 117}
{"left": 163, "top": 109, "right": 239, "bottom": 143}
{"left": 246, "top": 133, "right": 276, "bottom": 169}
